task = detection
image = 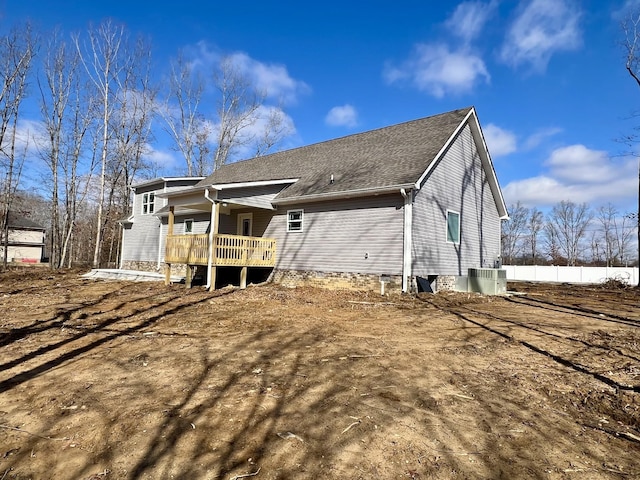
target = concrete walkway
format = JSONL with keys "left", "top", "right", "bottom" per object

{"left": 82, "top": 269, "right": 184, "bottom": 283}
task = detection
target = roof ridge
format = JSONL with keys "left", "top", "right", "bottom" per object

{"left": 214, "top": 106, "right": 474, "bottom": 170}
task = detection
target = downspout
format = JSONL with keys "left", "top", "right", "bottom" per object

{"left": 156, "top": 183, "right": 167, "bottom": 270}
{"left": 401, "top": 188, "right": 413, "bottom": 293}
{"left": 204, "top": 187, "right": 217, "bottom": 289}
{"left": 122, "top": 185, "right": 135, "bottom": 270}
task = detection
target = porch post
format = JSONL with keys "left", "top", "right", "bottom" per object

{"left": 401, "top": 189, "right": 413, "bottom": 293}
{"left": 164, "top": 206, "right": 175, "bottom": 286}
{"left": 208, "top": 202, "right": 220, "bottom": 292}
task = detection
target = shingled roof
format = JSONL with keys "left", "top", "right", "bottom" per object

{"left": 6, "top": 211, "right": 45, "bottom": 230}
{"left": 198, "top": 107, "right": 476, "bottom": 201}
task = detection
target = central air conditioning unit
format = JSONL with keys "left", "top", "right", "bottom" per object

{"left": 467, "top": 268, "right": 507, "bottom": 295}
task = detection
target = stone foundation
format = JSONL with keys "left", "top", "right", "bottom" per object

{"left": 270, "top": 269, "right": 403, "bottom": 293}
{"left": 121, "top": 260, "right": 159, "bottom": 273}
{"left": 121, "top": 260, "right": 188, "bottom": 278}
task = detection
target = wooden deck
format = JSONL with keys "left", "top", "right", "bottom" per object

{"left": 165, "top": 234, "right": 276, "bottom": 267}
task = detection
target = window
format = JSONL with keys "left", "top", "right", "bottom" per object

{"left": 184, "top": 219, "right": 194, "bottom": 234}
{"left": 142, "top": 192, "right": 155, "bottom": 214}
{"left": 287, "top": 209, "right": 303, "bottom": 232}
{"left": 446, "top": 211, "right": 460, "bottom": 244}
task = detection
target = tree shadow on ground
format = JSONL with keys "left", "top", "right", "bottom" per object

{"left": 1, "top": 283, "right": 639, "bottom": 479}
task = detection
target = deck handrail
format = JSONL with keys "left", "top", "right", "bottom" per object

{"left": 165, "top": 233, "right": 276, "bottom": 267}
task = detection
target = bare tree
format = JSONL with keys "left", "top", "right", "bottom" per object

{"left": 75, "top": 20, "right": 154, "bottom": 268}
{"left": 253, "top": 106, "right": 292, "bottom": 158}
{"left": 527, "top": 207, "right": 544, "bottom": 264}
{"left": 38, "top": 28, "right": 79, "bottom": 268}
{"left": 546, "top": 201, "right": 593, "bottom": 266}
{"left": 102, "top": 36, "right": 156, "bottom": 267}
{"left": 621, "top": 11, "right": 640, "bottom": 280}
{"left": 212, "top": 56, "right": 290, "bottom": 171}
{"left": 163, "top": 52, "right": 211, "bottom": 176}
{"left": 59, "top": 89, "right": 95, "bottom": 268}
{"left": 0, "top": 23, "right": 37, "bottom": 268}
{"left": 75, "top": 20, "right": 124, "bottom": 268}
{"left": 501, "top": 201, "right": 528, "bottom": 264}
{"left": 595, "top": 203, "right": 631, "bottom": 266}
{"left": 543, "top": 221, "right": 563, "bottom": 265}
{"left": 589, "top": 230, "right": 603, "bottom": 265}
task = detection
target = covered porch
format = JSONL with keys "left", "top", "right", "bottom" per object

{"left": 164, "top": 231, "right": 276, "bottom": 289}
{"left": 159, "top": 185, "right": 278, "bottom": 290}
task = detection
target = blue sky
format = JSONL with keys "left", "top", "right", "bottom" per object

{"left": 3, "top": 0, "right": 640, "bottom": 213}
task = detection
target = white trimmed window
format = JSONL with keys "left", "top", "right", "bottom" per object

{"left": 446, "top": 210, "right": 460, "bottom": 244}
{"left": 142, "top": 193, "right": 155, "bottom": 214}
{"left": 184, "top": 218, "right": 194, "bottom": 234}
{"left": 287, "top": 209, "right": 303, "bottom": 232}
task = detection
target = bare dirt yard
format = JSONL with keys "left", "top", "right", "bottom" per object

{"left": 0, "top": 269, "right": 639, "bottom": 480}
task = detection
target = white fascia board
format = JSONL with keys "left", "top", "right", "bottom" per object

{"left": 156, "top": 178, "right": 299, "bottom": 198}
{"left": 209, "top": 178, "right": 299, "bottom": 190}
{"left": 131, "top": 176, "right": 205, "bottom": 190}
{"left": 272, "top": 183, "right": 415, "bottom": 205}
{"left": 467, "top": 113, "right": 509, "bottom": 219}
{"left": 413, "top": 107, "right": 508, "bottom": 220}
{"left": 414, "top": 108, "right": 475, "bottom": 190}
{"left": 155, "top": 185, "right": 206, "bottom": 198}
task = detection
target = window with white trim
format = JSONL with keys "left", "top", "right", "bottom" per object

{"left": 287, "top": 209, "right": 303, "bottom": 232}
{"left": 446, "top": 210, "right": 460, "bottom": 244}
{"left": 184, "top": 218, "right": 194, "bottom": 234}
{"left": 142, "top": 192, "right": 155, "bottom": 214}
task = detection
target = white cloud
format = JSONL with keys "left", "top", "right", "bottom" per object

{"left": 445, "top": 1, "right": 498, "bottom": 44}
{"left": 181, "top": 43, "right": 310, "bottom": 105}
{"left": 484, "top": 123, "right": 517, "bottom": 157}
{"left": 384, "top": 43, "right": 489, "bottom": 98}
{"left": 325, "top": 104, "right": 358, "bottom": 128}
{"left": 503, "top": 144, "right": 637, "bottom": 207}
{"left": 143, "top": 146, "right": 177, "bottom": 170}
{"left": 225, "top": 52, "right": 310, "bottom": 105}
{"left": 500, "top": 0, "right": 582, "bottom": 71}
{"left": 0, "top": 119, "right": 47, "bottom": 161}
{"left": 523, "top": 127, "right": 563, "bottom": 150}
{"left": 545, "top": 145, "right": 617, "bottom": 184}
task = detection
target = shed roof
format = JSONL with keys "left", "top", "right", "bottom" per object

{"left": 6, "top": 211, "right": 45, "bottom": 230}
{"left": 198, "top": 107, "right": 475, "bottom": 201}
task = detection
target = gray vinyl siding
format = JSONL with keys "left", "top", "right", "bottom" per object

{"left": 122, "top": 179, "right": 203, "bottom": 266}
{"left": 264, "top": 195, "right": 404, "bottom": 275}
{"left": 215, "top": 208, "right": 275, "bottom": 236}
{"left": 217, "top": 184, "right": 288, "bottom": 210}
{"left": 121, "top": 184, "right": 163, "bottom": 263}
{"left": 412, "top": 125, "right": 501, "bottom": 276}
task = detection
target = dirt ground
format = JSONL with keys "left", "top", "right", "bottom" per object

{"left": 0, "top": 269, "right": 638, "bottom": 480}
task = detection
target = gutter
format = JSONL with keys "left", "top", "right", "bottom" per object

{"left": 272, "top": 183, "right": 415, "bottom": 206}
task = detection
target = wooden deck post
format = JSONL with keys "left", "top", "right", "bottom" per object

{"left": 240, "top": 266, "right": 247, "bottom": 289}
{"left": 185, "top": 265, "right": 193, "bottom": 289}
{"left": 165, "top": 206, "right": 175, "bottom": 286}
{"left": 208, "top": 202, "right": 220, "bottom": 292}
{"left": 164, "top": 263, "right": 171, "bottom": 285}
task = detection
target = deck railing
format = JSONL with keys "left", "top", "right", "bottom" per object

{"left": 165, "top": 233, "right": 276, "bottom": 267}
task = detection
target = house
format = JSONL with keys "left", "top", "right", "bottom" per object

{"left": 0, "top": 211, "right": 46, "bottom": 264}
{"left": 120, "top": 106, "right": 508, "bottom": 293}
{"left": 120, "top": 177, "right": 206, "bottom": 271}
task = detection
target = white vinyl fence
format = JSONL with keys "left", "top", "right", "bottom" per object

{"left": 502, "top": 265, "right": 639, "bottom": 285}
